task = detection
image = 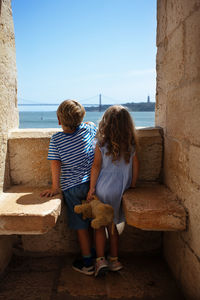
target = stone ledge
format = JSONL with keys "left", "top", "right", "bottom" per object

{"left": 8, "top": 127, "right": 162, "bottom": 139}
{"left": 0, "top": 186, "right": 62, "bottom": 235}
{"left": 123, "top": 184, "right": 186, "bottom": 231}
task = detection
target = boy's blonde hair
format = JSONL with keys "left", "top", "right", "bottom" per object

{"left": 57, "top": 100, "right": 85, "bottom": 130}
{"left": 97, "top": 105, "right": 138, "bottom": 163}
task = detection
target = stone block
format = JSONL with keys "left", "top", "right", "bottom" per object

{"left": 166, "top": 0, "right": 184, "bottom": 36}
{"left": 156, "top": 0, "right": 167, "bottom": 46}
{"left": 166, "top": 83, "right": 200, "bottom": 145}
{"left": 155, "top": 91, "right": 167, "bottom": 129}
{"left": 0, "top": 0, "right": 18, "bottom": 132}
{"left": 189, "top": 145, "right": 200, "bottom": 185}
{"left": 180, "top": 183, "right": 200, "bottom": 258}
{"left": 21, "top": 204, "right": 80, "bottom": 255}
{"left": 156, "top": 24, "right": 184, "bottom": 94}
{"left": 137, "top": 128, "right": 163, "bottom": 181}
{"left": 185, "top": 9, "right": 200, "bottom": 82}
{"left": 164, "top": 232, "right": 200, "bottom": 300}
{"left": 119, "top": 224, "right": 161, "bottom": 254}
{"left": 123, "top": 184, "right": 186, "bottom": 231}
{"left": 8, "top": 131, "right": 53, "bottom": 187}
{"left": 157, "top": 0, "right": 200, "bottom": 42}
{"left": 0, "top": 186, "right": 61, "bottom": 234}
{"left": 164, "top": 137, "right": 189, "bottom": 184}
{"left": 0, "top": 236, "right": 13, "bottom": 274}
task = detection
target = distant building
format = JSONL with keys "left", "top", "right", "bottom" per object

{"left": 147, "top": 95, "right": 150, "bottom": 103}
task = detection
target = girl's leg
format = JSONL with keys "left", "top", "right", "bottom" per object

{"left": 95, "top": 227, "right": 106, "bottom": 257}
{"left": 107, "top": 224, "right": 123, "bottom": 271}
{"left": 107, "top": 224, "right": 118, "bottom": 257}
{"left": 94, "top": 227, "right": 108, "bottom": 277}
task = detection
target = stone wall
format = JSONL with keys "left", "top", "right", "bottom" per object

{"left": 7, "top": 128, "right": 162, "bottom": 255}
{"left": 0, "top": 0, "right": 18, "bottom": 274}
{"left": 0, "top": 0, "right": 18, "bottom": 191}
{"left": 8, "top": 127, "right": 163, "bottom": 187}
{"left": 156, "top": 1, "right": 200, "bottom": 299}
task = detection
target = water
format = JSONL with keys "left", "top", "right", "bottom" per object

{"left": 19, "top": 111, "right": 155, "bottom": 128}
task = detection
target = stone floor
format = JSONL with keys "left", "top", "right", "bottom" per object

{"left": 0, "top": 254, "right": 185, "bottom": 300}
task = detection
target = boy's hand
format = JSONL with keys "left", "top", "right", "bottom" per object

{"left": 40, "top": 188, "right": 61, "bottom": 197}
{"left": 87, "top": 188, "right": 95, "bottom": 202}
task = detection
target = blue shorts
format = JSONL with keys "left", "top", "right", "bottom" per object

{"left": 63, "top": 181, "right": 90, "bottom": 230}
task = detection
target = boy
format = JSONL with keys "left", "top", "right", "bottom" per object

{"left": 41, "top": 99, "right": 97, "bottom": 275}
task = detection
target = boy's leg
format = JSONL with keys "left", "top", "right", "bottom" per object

{"left": 72, "top": 228, "right": 94, "bottom": 275}
{"left": 63, "top": 182, "right": 94, "bottom": 275}
{"left": 77, "top": 228, "right": 91, "bottom": 256}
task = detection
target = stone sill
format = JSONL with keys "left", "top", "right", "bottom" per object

{"left": 8, "top": 126, "right": 162, "bottom": 139}
{"left": 123, "top": 183, "right": 187, "bottom": 231}
{"left": 0, "top": 186, "right": 62, "bottom": 235}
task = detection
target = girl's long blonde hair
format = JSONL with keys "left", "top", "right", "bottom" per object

{"left": 96, "top": 105, "right": 138, "bottom": 163}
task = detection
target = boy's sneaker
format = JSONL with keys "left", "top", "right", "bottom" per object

{"left": 95, "top": 257, "right": 108, "bottom": 277}
{"left": 108, "top": 257, "right": 123, "bottom": 271}
{"left": 72, "top": 259, "right": 94, "bottom": 276}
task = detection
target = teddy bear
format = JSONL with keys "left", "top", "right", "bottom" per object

{"left": 74, "top": 195, "right": 114, "bottom": 230}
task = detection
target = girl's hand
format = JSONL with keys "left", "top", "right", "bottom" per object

{"left": 87, "top": 188, "right": 95, "bottom": 202}
{"left": 40, "top": 187, "right": 61, "bottom": 197}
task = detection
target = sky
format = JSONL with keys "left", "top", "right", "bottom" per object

{"left": 12, "top": 0, "right": 157, "bottom": 106}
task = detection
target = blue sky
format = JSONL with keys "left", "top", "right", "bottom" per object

{"left": 12, "top": 0, "right": 156, "bottom": 105}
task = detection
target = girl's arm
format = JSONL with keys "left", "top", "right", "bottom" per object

{"left": 130, "top": 153, "right": 139, "bottom": 188}
{"left": 41, "top": 160, "right": 61, "bottom": 197}
{"left": 87, "top": 144, "right": 102, "bottom": 201}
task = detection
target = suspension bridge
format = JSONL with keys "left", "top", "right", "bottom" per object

{"left": 18, "top": 94, "right": 125, "bottom": 112}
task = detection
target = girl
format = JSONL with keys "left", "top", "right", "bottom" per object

{"left": 87, "top": 105, "right": 139, "bottom": 277}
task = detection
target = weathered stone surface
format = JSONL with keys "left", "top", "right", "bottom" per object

{"left": 21, "top": 203, "right": 80, "bottom": 255}
{"left": 136, "top": 127, "right": 163, "bottom": 181}
{"left": 0, "top": 0, "right": 18, "bottom": 132}
{"left": 8, "top": 128, "right": 163, "bottom": 186}
{"left": 0, "top": 186, "right": 61, "bottom": 234}
{"left": 157, "top": 0, "right": 200, "bottom": 45}
{"left": 123, "top": 184, "right": 186, "bottom": 231}
{"left": 119, "top": 224, "right": 161, "bottom": 254}
{"left": 156, "top": 1, "right": 200, "bottom": 299}
{"left": 164, "top": 232, "right": 200, "bottom": 300}
{"left": 0, "top": 236, "right": 13, "bottom": 274}
{"left": 189, "top": 145, "right": 200, "bottom": 185}
{"left": 21, "top": 210, "right": 161, "bottom": 256}
{"left": 0, "top": 255, "right": 184, "bottom": 299}
{"left": 156, "top": 24, "right": 184, "bottom": 93}
{"left": 185, "top": 9, "right": 200, "bottom": 82}
{"left": 155, "top": 92, "right": 167, "bottom": 130}
{"left": 166, "top": 83, "right": 200, "bottom": 146}
{"left": 164, "top": 137, "right": 189, "bottom": 183}
{"left": 156, "top": 0, "right": 167, "bottom": 46}
{"left": 57, "top": 255, "right": 183, "bottom": 300}
{"left": 0, "top": 0, "right": 18, "bottom": 193}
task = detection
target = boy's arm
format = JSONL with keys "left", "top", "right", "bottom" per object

{"left": 130, "top": 154, "right": 139, "bottom": 188}
{"left": 41, "top": 160, "right": 61, "bottom": 197}
{"left": 87, "top": 144, "right": 102, "bottom": 201}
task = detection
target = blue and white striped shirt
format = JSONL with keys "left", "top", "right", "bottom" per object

{"left": 48, "top": 122, "right": 97, "bottom": 191}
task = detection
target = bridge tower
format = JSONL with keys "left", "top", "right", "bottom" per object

{"left": 99, "top": 94, "right": 102, "bottom": 112}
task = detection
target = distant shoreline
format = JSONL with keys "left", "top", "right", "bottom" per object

{"left": 85, "top": 102, "right": 155, "bottom": 112}
{"left": 18, "top": 102, "right": 155, "bottom": 112}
